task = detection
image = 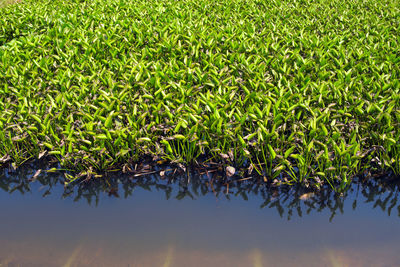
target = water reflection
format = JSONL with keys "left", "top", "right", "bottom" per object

{"left": 1, "top": 165, "right": 400, "bottom": 267}
{"left": 2, "top": 165, "right": 400, "bottom": 220}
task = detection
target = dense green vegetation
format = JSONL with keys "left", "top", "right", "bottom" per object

{"left": 0, "top": 0, "right": 399, "bottom": 187}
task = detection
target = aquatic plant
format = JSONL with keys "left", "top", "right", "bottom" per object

{"left": 0, "top": 0, "right": 399, "bottom": 187}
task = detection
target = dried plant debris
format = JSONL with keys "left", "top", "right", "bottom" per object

{"left": 0, "top": 0, "right": 399, "bottom": 188}
{"left": 0, "top": 0, "right": 21, "bottom": 8}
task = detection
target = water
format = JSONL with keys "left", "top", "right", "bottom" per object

{"left": 1, "top": 167, "right": 400, "bottom": 267}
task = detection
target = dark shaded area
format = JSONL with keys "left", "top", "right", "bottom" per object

{"left": 1, "top": 163, "right": 399, "bottom": 221}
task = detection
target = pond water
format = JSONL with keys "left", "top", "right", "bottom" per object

{"left": 1, "top": 167, "right": 400, "bottom": 267}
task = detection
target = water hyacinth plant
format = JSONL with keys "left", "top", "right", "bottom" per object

{"left": 0, "top": 0, "right": 399, "bottom": 187}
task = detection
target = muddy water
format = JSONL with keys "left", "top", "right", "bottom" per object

{"left": 0, "top": 168, "right": 399, "bottom": 267}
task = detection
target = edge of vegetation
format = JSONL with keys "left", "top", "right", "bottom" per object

{"left": 1, "top": 0, "right": 399, "bottom": 189}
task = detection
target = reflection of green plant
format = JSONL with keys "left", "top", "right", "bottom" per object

{"left": 2, "top": 165, "right": 400, "bottom": 220}
{"left": 0, "top": 0, "right": 399, "bottom": 188}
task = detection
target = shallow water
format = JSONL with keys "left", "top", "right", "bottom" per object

{"left": 1, "top": 167, "right": 400, "bottom": 267}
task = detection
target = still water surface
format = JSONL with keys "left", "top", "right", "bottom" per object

{"left": 1, "top": 167, "right": 399, "bottom": 267}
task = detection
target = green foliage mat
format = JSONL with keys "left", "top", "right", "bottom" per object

{"left": 0, "top": 0, "right": 399, "bottom": 185}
